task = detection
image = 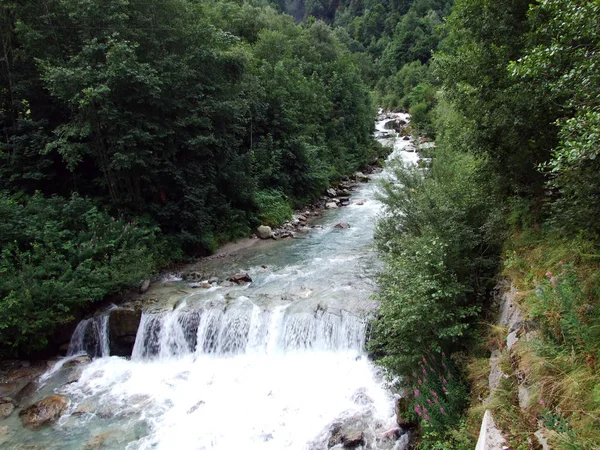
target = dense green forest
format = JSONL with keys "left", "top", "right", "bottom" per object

{"left": 0, "top": 0, "right": 377, "bottom": 356}
{"left": 1, "top": 0, "right": 599, "bottom": 447}
{"left": 365, "top": 0, "right": 600, "bottom": 447}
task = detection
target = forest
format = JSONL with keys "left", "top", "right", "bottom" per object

{"left": 1, "top": 0, "right": 599, "bottom": 448}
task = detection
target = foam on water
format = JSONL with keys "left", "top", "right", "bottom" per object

{"left": 8, "top": 112, "right": 419, "bottom": 450}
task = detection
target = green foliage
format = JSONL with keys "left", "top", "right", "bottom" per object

{"left": 511, "top": 0, "right": 600, "bottom": 236}
{"left": 529, "top": 264, "right": 600, "bottom": 367}
{"left": 254, "top": 189, "right": 293, "bottom": 226}
{"left": 370, "top": 146, "right": 505, "bottom": 373}
{"left": 0, "top": 193, "right": 167, "bottom": 357}
{"left": 405, "top": 353, "right": 469, "bottom": 433}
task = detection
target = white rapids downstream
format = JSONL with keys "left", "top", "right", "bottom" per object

{"left": 2, "top": 112, "right": 417, "bottom": 450}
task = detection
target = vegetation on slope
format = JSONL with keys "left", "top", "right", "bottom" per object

{"left": 0, "top": 0, "right": 377, "bottom": 357}
{"left": 367, "top": 0, "right": 600, "bottom": 447}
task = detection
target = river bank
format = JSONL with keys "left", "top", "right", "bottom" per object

{"left": 0, "top": 111, "right": 423, "bottom": 450}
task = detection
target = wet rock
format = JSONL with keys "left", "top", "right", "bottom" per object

{"left": 63, "top": 355, "right": 91, "bottom": 369}
{"left": 325, "top": 202, "right": 338, "bottom": 209}
{"left": 326, "top": 188, "right": 338, "bottom": 198}
{"left": 256, "top": 225, "right": 273, "bottom": 239}
{"left": 199, "top": 282, "right": 212, "bottom": 289}
{"left": 19, "top": 395, "right": 69, "bottom": 429}
{"left": 139, "top": 279, "right": 151, "bottom": 294}
{"left": 208, "top": 276, "right": 219, "bottom": 284}
{"left": 228, "top": 272, "right": 252, "bottom": 284}
{"left": 0, "top": 402, "right": 14, "bottom": 419}
{"left": 341, "top": 430, "right": 364, "bottom": 448}
{"left": 355, "top": 201, "right": 365, "bottom": 206}
{"left": 84, "top": 432, "right": 111, "bottom": 450}
{"left": 353, "top": 172, "right": 369, "bottom": 182}
{"left": 184, "top": 271, "right": 204, "bottom": 282}
{"left": 403, "top": 136, "right": 410, "bottom": 141}
{"left": 328, "top": 423, "right": 365, "bottom": 449}
{"left": 296, "top": 214, "right": 307, "bottom": 222}
{"left": 109, "top": 309, "right": 142, "bottom": 357}
{"left": 220, "top": 280, "right": 234, "bottom": 287}
{"left": 334, "top": 223, "right": 351, "bottom": 229}
{"left": 338, "top": 197, "right": 350, "bottom": 206}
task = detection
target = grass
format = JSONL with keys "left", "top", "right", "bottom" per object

{"left": 498, "top": 228, "right": 600, "bottom": 449}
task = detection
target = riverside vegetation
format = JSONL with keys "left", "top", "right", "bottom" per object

{"left": 1, "top": 0, "right": 599, "bottom": 448}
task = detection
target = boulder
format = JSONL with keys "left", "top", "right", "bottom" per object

{"left": 184, "top": 271, "right": 204, "bottom": 282}
{"left": 341, "top": 430, "right": 364, "bottom": 448}
{"left": 0, "top": 402, "right": 14, "bottom": 419}
{"left": 228, "top": 272, "right": 252, "bottom": 284}
{"left": 63, "top": 355, "right": 91, "bottom": 369}
{"left": 334, "top": 223, "right": 350, "bottom": 229}
{"left": 326, "top": 188, "right": 337, "bottom": 198}
{"left": 208, "top": 276, "right": 219, "bottom": 284}
{"left": 19, "top": 395, "right": 69, "bottom": 429}
{"left": 296, "top": 214, "right": 307, "bottom": 222}
{"left": 353, "top": 172, "right": 369, "bottom": 182}
{"left": 328, "top": 424, "right": 365, "bottom": 449}
{"left": 109, "top": 309, "right": 142, "bottom": 357}
{"left": 256, "top": 225, "right": 272, "bottom": 239}
{"left": 325, "top": 202, "right": 338, "bottom": 209}
{"left": 139, "top": 279, "right": 151, "bottom": 294}
{"left": 403, "top": 136, "right": 410, "bottom": 141}
{"left": 199, "top": 282, "right": 212, "bottom": 289}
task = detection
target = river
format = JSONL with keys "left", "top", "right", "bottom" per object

{"left": 1, "top": 112, "right": 416, "bottom": 450}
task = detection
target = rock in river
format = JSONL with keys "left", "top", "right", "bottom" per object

{"left": 334, "top": 223, "right": 350, "bottom": 229}
{"left": 228, "top": 272, "right": 252, "bottom": 284}
{"left": 20, "top": 395, "right": 69, "bottom": 429}
{"left": 256, "top": 225, "right": 272, "bottom": 239}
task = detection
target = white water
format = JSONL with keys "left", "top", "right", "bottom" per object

{"left": 67, "top": 315, "right": 110, "bottom": 358}
{"left": 6, "top": 112, "right": 418, "bottom": 450}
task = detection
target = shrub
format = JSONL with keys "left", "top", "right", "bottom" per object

{"left": 370, "top": 146, "right": 505, "bottom": 373}
{"left": 0, "top": 193, "right": 163, "bottom": 357}
{"left": 254, "top": 188, "right": 293, "bottom": 227}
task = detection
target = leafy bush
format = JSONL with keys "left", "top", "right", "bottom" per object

{"left": 254, "top": 189, "right": 293, "bottom": 227}
{"left": 0, "top": 193, "right": 165, "bottom": 357}
{"left": 530, "top": 264, "right": 600, "bottom": 363}
{"left": 405, "top": 352, "right": 469, "bottom": 433}
{"left": 370, "top": 146, "right": 504, "bottom": 373}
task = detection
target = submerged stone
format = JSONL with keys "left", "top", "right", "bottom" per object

{"left": 19, "top": 395, "right": 69, "bottom": 429}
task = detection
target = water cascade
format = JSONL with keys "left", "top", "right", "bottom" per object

{"left": 6, "top": 112, "right": 417, "bottom": 450}
{"left": 66, "top": 315, "right": 110, "bottom": 358}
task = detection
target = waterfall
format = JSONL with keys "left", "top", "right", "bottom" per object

{"left": 130, "top": 300, "right": 366, "bottom": 360}
{"left": 67, "top": 315, "right": 110, "bottom": 358}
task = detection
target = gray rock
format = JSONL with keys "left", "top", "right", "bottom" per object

{"left": 139, "top": 279, "right": 151, "bottom": 294}
{"left": 0, "top": 402, "right": 14, "bottom": 419}
{"left": 325, "top": 202, "right": 338, "bottom": 209}
{"left": 228, "top": 272, "right": 252, "bottom": 284}
{"left": 19, "top": 395, "right": 69, "bottom": 429}
{"left": 256, "top": 225, "right": 272, "bottom": 239}
{"left": 184, "top": 271, "right": 204, "bottom": 281}
{"left": 326, "top": 188, "right": 338, "bottom": 198}
{"left": 334, "top": 223, "right": 350, "bottom": 229}
{"left": 353, "top": 172, "right": 369, "bottom": 182}
{"left": 63, "top": 355, "right": 91, "bottom": 368}
{"left": 208, "top": 276, "right": 219, "bottom": 284}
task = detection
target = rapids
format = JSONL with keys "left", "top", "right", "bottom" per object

{"left": 0, "top": 112, "right": 416, "bottom": 450}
